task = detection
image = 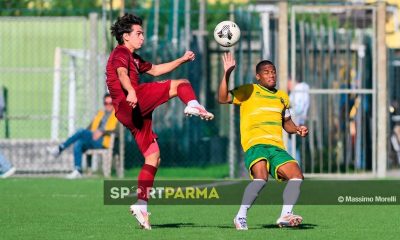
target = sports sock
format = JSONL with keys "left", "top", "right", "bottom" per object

{"left": 280, "top": 178, "right": 303, "bottom": 217}
{"left": 236, "top": 179, "right": 266, "bottom": 218}
{"left": 187, "top": 100, "right": 202, "bottom": 108}
{"left": 177, "top": 83, "right": 197, "bottom": 105}
{"left": 136, "top": 199, "right": 148, "bottom": 212}
{"left": 137, "top": 164, "right": 158, "bottom": 211}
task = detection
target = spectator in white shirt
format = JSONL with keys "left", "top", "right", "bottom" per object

{"left": 288, "top": 78, "right": 310, "bottom": 165}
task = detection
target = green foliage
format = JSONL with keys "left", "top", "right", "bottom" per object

{"left": 141, "top": 0, "right": 249, "bottom": 41}
{"left": 0, "top": 0, "right": 102, "bottom": 16}
{"left": 49, "top": 0, "right": 101, "bottom": 10}
{"left": 294, "top": 12, "right": 339, "bottom": 29}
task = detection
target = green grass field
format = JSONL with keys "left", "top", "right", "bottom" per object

{"left": 1, "top": 177, "right": 399, "bottom": 240}
{"left": 127, "top": 164, "right": 230, "bottom": 179}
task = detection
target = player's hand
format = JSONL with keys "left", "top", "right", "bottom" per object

{"left": 222, "top": 52, "right": 236, "bottom": 74}
{"left": 296, "top": 125, "right": 308, "bottom": 137}
{"left": 92, "top": 130, "right": 103, "bottom": 140}
{"left": 181, "top": 51, "right": 195, "bottom": 62}
{"left": 126, "top": 90, "right": 138, "bottom": 109}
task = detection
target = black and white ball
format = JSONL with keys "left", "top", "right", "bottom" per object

{"left": 213, "top": 21, "right": 241, "bottom": 47}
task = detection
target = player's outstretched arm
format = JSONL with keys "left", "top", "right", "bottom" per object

{"left": 146, "top": 51, "right": 195, "bottom": 77}
{"left": 283, "top": 117, "right": 309, "bottom": 137}
{"left": 218, "top": 52, "right": 236, "bottom": 104}
{"left": 117, "top": 67, "right": 137, "bottom": 108}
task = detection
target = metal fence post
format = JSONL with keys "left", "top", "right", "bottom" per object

{"left": 376, "top": 1, "right": 387, "bottom": 178}
{"left": 89, "top": 13, "right": 99, "bottom": 115}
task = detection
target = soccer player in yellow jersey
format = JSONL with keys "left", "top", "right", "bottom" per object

{"left": 218, "top": 52, "right": 309, "bottom": 230}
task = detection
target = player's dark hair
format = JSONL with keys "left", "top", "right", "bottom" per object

{"left": 111, "top": 13, "right": 143, "bottom": 45}
{"left": 256, "top": 60, "right": 275, "bottom": 73}
{"left": 103, "top": 93, "right": 111, "bottom": 100}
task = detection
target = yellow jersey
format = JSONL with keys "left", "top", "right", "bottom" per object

{"left": 231, "top": 84, "right": 290, "bottom": 151}
{"left": 90, "top": 110, "right": 118, "bottom": 148}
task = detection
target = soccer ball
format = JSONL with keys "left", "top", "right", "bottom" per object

{"left": 213, "top": 21, "right": 241, "bottom": 47}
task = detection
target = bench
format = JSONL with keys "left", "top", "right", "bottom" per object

{"left": 82, "top": 133, "right": 116, "bottom": 177}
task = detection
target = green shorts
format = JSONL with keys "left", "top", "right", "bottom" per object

{"left": 244, "top": 144, "right": 297, "bottom": 181}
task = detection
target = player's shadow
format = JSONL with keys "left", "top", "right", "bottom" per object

{"left": 154, "top": 223, "right": 237, "bottom": 229}
{"left": 152, "top": 223, "right": 317, "bottom": 229}
{"left": 152, "top": 223, "right": 195, "bottom": 228}
{"left": 261, "top": 223, "right": 317, "bottom": 230}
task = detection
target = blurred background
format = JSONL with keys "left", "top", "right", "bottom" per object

{"left": 0, "top": 0, "right": 399, "bottom": 178}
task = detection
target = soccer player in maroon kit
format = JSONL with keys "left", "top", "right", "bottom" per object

{"left": 106, "top": 14, "right": 214, "bottom": 230}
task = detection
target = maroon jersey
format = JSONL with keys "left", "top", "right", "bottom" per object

{"left": 106, "top": 45, "right": 152, "bottom": 113}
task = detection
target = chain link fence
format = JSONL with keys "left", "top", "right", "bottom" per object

{"left": 0, "top": 15, "right": 107, "bottom": 173}
{"left": 289, "top": 5, "right": 377, "bottom": 174}
{"left": 0, "top": 2, "right": 394, "bottom": 177}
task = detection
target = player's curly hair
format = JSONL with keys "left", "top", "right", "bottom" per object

{"left": 111, "top": 13, "right": 143, "bottom": 45}
{"left": 256, "top": 60, "right": 275, "bottom": 73}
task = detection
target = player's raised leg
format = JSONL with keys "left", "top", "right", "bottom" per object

{"left": 276, "top": 162, "right": 304, "bottom": 227}
{"left": 234, "top": 160, "right": 268, "bottom": 230}
{"left": 169, "top": 79, "right": 214, "bottom": 120}
{"left": 130, "top": 141, "right": 160, "bottom": 230}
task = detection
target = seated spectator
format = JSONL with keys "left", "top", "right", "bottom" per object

{"left": 48, "top": 94, "right": 118, "bottom": 179}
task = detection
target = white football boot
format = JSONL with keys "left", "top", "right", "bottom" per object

{"left": 233, "top": 216, "right": 248, "bottom": 230}
{"left": 65, "top": 169, "right": 82, "bottom": 179}
{"left": 184, "top": 105, "right": 214, "bottom": 120}
{"left": 276, "top": 213, "right": 303, "bottom": 227}
{"left": 130, "top": 204, "right": 151, "bottom": 230}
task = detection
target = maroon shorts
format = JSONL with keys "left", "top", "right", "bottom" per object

{"left": 115, "top": 80, "right": 171, "bottom": 155}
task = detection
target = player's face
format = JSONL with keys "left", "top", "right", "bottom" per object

{"left": 103, "top": 96, "right": 113, "bottom": 112}
{"left": 256, "top": 64, "right": 276, "bottom": 89}
{"left": 125, "top": 25, "right": 144, "bottom": 50}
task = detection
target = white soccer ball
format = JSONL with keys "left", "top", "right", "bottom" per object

{"left": 213, "top": 21, "right": 241, "bottom": 47}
